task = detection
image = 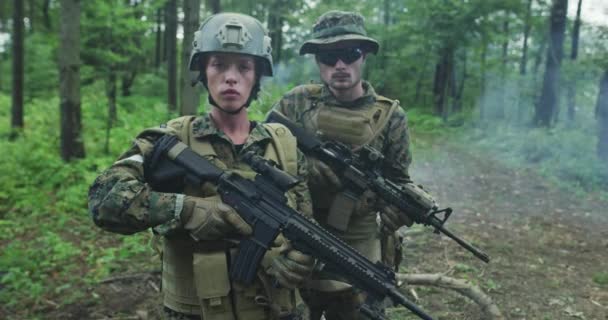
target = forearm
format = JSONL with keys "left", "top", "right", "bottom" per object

{"left": 88, "top": 154, "right": 183, "bottom": 236}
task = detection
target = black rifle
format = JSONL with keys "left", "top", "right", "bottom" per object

{"left": 147, "top": 135, "right": 435, "bottom": 320}
{"left": 266, "top": 111, "right": 490, "bottom": 263}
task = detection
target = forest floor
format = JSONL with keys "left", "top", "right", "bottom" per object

{"left": 14, "top": 135, "right": 608, "bottom": 320}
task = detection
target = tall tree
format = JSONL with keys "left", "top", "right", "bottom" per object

{"left": 59, "top": 0, "right": 85, "bottom": 160}
{"left": 207, "top": 0, "right": 221, "bottom": 13}
{"left": 535, "top": 0, "right": 568, "bottom": 127}
{"left": 566, "top": 0, "right": 583, "bottom": 121}
{"left": 11, "top": 0, "right": 25, "bottom": 137}
{"left": 155, "top": 8, "right": 162, "bottom": 69}
{"left": 165, "top": 0, "right": 178, "bottom": 112}
{"left": 520, "top": 0, "right": 533, "bottom": 75}
{"left": 268, "top": 0, "right": 285, "bottom": 64}
{"left": 597, "top": 69, "right": 608, "bottom": 161}
{"left": 180, "top": 0, "right": 201, "bottom": 115}
{"left": 42, "top": 0, "right": 52, "bottom": 30}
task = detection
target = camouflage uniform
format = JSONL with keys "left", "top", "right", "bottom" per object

{"left": 89, "top": 113, "right": 312, "bottom": 320}
{"left": 269, "top": 10, "right": 412, "bottom": 320}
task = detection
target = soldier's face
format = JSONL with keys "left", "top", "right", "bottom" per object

{"left": 316, "top": 46, "right": 365, "bottom": 93}
{"left": 205, "top": 53, "right": 256, "bottom": 111}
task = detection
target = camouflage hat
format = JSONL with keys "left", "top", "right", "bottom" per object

{"left": 299, "top": 10, "right": 379, "bottom": 55}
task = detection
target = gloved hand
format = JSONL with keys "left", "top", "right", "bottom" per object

{"left": 267, "top": 237, "right": 315, "bottom": 289}
{"left": 379, "top": 204, "right": 414, "bottom": 233}
{"left": 308, "top": 157, "right": 342, "bottom": 191}
{"left": 353, "top": 189, "right": 378, "bottom": 216}
{"left": 181, "top": 195, "right": 252, "bottom": 241}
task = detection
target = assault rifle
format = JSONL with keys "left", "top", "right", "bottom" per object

{"left": 147, "top": 135, "right": 435, "bottom": 320}
{"left": 266, "top": 111, "right": 490, "bottom": 263}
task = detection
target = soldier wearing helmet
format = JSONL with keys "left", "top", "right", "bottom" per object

{"left": 268, "top": 10, "right": 419, "bottom": 320}
{"left": 89, "top": 13, "right": 314, "bottom": 320}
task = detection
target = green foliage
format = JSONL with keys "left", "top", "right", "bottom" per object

{"left": 592, "top": 272, "right": 608, "bottom": 286}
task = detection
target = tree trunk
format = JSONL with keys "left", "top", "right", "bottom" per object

{"left": 155, "top": 8, "right": 162, "bottom": 69}
{"left": 498, "top": 15, "right": 509, "bottom": 119}
{"left": 59, "top": 0, "right": 85, "bottom": 160}
{"left": 414, "top": 55, "right": 429, "bottom": 104}
{"left": 452, "top": 49, "right": 467, "bottom": 114}
{"left": 433, "top": 47, "right": 454, "bottom": 119}
{"left": 381, "top": 0, "right": 390, "bottom": 71}
{"left": 520, "top": 0, "right": 533, "bottom": 75}
{"left": 180, "top": 0, "right": 201, "bottom": 115}
{"left": 534, "top": 0, "right": 568, "bottom": 127}
{"left": 28, "top": 0, "right": 35, "bottom": 33}
{"left": 121, "top": 70, "right": 136, "bottom": 97}
{"left": 479, "top": 38, "right": 487, "bottom": 120}
{"left": 597, "top": 70, "right": 608, "bottom": 161}
{"left": 533, "top": 33, "right": 547, "bottom": 79}
{"left": 268, "top": 3, "right": 283, "bottom": 65}
{"left": 165, "top": 0, "right": 178, "bottom": 112}
{"left": 207, "top": 0, "right": 221, "bottom": 13}
{"left": 567, "top": 0, "right": 583, "bottom": 121}
{"left": 105, "top": 71, "right": 117, "bottom": 154}
{"left": 43, "top": 0, "right": 51, "bottom": 30}
{"left": 11, "top": 0, "right": 25, "bottom": 137}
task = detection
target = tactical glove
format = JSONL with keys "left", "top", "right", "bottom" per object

{"left": 267, "top": 237, "right": 315, "bottom": 289}
{"left": 181, "top": 195, "right": 252, "bottom": 241}
{"left": 308, "top": 157, "right": 342, "bottom": 191}
{"left": 379, "top": 204, "right": 414, "bottom": 233}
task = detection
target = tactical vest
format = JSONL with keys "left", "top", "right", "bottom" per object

{"left": 293, "top": 84, "right": 399, "bottom": 292}
{"left": 159, "top": 116, "right": 300, "bottom": 319}
{"left": 299, "top": 84, "right": 399, "bottom": 236}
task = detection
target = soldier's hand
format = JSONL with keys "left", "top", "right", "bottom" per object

{"left": 308, "top": 157, "right": 342, "bottom": 191}
{"left": 380, "top": 204, "right": 413, "bottom": 233}
{"left": 181, "top": 195, "right": 252, "bottom": 240}
{"left": 353, "top": 189, "right": 378, "bottom": 216}
{"left": 268, "top": 239, "right": 315, "bottom": 289}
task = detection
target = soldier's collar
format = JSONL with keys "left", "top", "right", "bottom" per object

{"left": 320, "top": 80, "right": 377, "bottom": 107}
{"left": 191, "top": 113, "right": 272, "bottom": 145}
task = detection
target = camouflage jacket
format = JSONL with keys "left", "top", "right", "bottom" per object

{"left": 88, "top": 113, "right": 312, "bottom": 236}
{"left": 270, "top": 81, "right": 412, "bottom": 185}
{"left": 268, "top": 82, "right": 411, "bottom": 239}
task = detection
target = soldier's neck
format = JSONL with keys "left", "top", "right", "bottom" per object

{"left": 329, "top": 82, "right": 365, "bottom": 103}
{"left": 210, "top": 109, "right": 251, "bottom": 145}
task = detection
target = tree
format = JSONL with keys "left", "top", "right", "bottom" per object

{"left": 519, "top": 0, "right": 533, "bottom": 75}
{"left": 180, "top": 0, "right": 201, "bottom": 115}
{"left": 597, "top": 69, "right": 608, "bottom": 161}
{"left": 11, "top": 0, "right": 25, "bottom": 137}
{"left": 566, "top": 0, "right": 583, "bottom": 121}
{"left": 59, "top": 0, "right": 85, "bottom": 161}
{"left": 535, "top": 0, "right": 568, "bottom": 127}
{"left": 155, "top": 7, "right": 162, "bottom": 69}
{"left": 165, "top": 0, "right": 178, "bottom": 112}
{"left": 207, "top": 0, "right": 221, "bottom": 13}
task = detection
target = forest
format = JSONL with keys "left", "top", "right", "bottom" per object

{"left": 0, "top": 0, "right": 607, "bottom": 319}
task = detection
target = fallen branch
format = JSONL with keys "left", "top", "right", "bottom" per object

{"left": 396, "top": 273, "right": 505, "bottom": 320}
{"left": 99, "top": 270, "right": 161, "bottom": 284}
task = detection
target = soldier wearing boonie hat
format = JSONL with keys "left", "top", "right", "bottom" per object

{"left": 268, "top": 10, "right": 419, "bottom": 320}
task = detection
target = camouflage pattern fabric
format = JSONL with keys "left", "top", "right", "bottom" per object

{"left": 89, "top": 113, "right": 312, "bottom": 236}
{"left": 299, "top": 10, "right": 379, "bottom": 55}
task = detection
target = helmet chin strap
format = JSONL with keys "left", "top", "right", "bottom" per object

{"left": 195, "top": 71, "right": 259, "bottom": 116}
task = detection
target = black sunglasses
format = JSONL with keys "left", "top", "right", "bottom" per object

{"left": 316, "top": 48, "right": 363, "bottom": 66}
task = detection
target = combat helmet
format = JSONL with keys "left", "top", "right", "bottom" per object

{"left": 300, "top": 10, "right": 379, "bottom": 55}
{"left": 189, "top": 12, "right": 273, "bottom": 76}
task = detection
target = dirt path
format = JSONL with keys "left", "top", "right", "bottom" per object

{"left": 399, "top": 139, "right": 608, "bottom": 319}
{"left": 45, "top": 139, "right": 608, "bottom": 320}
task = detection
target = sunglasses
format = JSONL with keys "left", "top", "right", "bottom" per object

{"left": 316, "top": 48, "right": 363, "bottom": 66}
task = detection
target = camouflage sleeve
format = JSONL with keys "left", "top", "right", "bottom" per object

{"left": 266, "top": 86, "right": 310, "bottom": 123}
{"left": 88, "top": 127, "right": 185, "bottom": 236}
{"left": 292, "top": 149, "right": 313, "bottom": 218}
{"left": 381, "top": 108, "right": 412, "bottom": 184}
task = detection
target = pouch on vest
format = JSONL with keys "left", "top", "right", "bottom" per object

{"left": 193, "top": 251, "right": 234, "bottom": 320}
